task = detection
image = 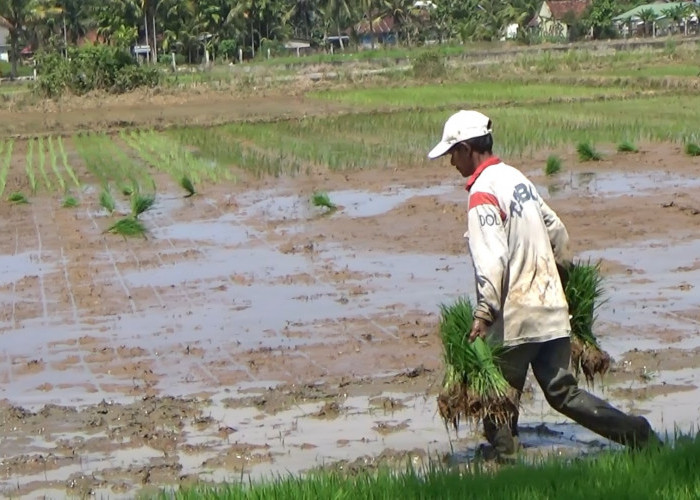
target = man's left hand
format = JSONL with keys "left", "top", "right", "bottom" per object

{"left": 468, "top": 318, "right": 489, "bottom": 342}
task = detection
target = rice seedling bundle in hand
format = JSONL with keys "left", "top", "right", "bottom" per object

{"left": 562, "top": 261, "right": 612, "bottom": 385}
{"left": 436, "top": 297, "right": 516, "bottom": 431}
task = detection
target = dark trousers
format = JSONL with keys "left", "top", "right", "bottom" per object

{"left": 484, "top": 337, "right": 653, "bottom": 454}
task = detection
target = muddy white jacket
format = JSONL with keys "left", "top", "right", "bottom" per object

{"left": 465, "top": 157, "right": 571, "bottom": 347}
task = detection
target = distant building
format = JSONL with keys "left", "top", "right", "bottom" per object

{"left": 0, "top": 25, "right": 9, "bottom": 62}
{"left": 528, "top": 0, "right": 591, "bottom": 40}
{"left": 353, "top": 14, "right": 398, "bottom": 48}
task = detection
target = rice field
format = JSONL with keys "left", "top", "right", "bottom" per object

{"left": 1, "top": 91, "right": 698, "bottom": 202}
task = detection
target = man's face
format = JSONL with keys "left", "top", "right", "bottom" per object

{"left": 449, "top": 144, "right": 475, "bottom": 178}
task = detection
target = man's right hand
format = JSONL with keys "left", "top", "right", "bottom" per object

{"left": 468, "top": 318, "right": 489, "bottom": 342}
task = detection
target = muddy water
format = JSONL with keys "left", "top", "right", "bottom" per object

{"left": 1, "top": 161, "right": 700, "bottom": 498}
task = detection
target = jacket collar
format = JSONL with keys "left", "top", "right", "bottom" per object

{"left": 466, "top": 156, "right": 501, "bottom": 191}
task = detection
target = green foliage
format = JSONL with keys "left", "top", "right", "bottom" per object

{"left": 62, "top": 196, "right": 79, "bottom": 208}
{"left": 545, "top": 155, "right": 562, "bottom": 176}
{"left": 100, "top": 189, "right": 115, "bottom": 213}
{"left": 8, "top": 191, "right": 28, "bottom": 204}
{"left": 617, "top": 141, "right": 638, "bottom": 153}
{"left": 166, "top": 433, "right": 700, "bottom": 499}
{"left": 311, "top": 191, "right": 336, "bottom": 210}
{"left": 412, "top": 51, "right": 446, "bottom": 80}
{"left": 685, "top": 143, "right": 700, "bottom": 156}
{"left": 107, "top": 218, "right": 146, "bottom": 238}
{"left": 577, "top": 141, "right": 603, "bottom": 161}
{"left": 36, "top": 45, "right": 161, "bottom": 98}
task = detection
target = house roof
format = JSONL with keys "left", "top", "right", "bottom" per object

{"left": 612, "top": 2, "right": 690, "bottom": 22}
{"left": 529, "top": 0, "right": 591, "bottom": 26}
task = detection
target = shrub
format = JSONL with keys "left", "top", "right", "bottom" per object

{"left": 412, "top": 51, "right": 446, "bottom": 79}
{"left": 35, "top": 45, "right": 161, "bottom": 98}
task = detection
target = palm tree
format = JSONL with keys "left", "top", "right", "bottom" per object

{"left": 662, "top": 3, "right": 691, "bottom": 36}
{"left": 323, "top": 0, "right": 352, "bottom": 49}
{"left": 637, "top": 8, "right": 657, "bottom": 38}
{"left": 0, "top": 0, "right": 38, "bottom": 78}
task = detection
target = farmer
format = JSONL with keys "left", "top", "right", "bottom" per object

{"left": 428, "top": 110, "right": 659, "bottom": 461}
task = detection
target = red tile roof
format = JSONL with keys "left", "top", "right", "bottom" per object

{"left": 546, "top": 0, "right": 591, "bottom": 20}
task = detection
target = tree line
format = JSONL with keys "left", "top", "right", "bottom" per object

{"left": 1, "top": 0, "right": 697, "bottom": 78}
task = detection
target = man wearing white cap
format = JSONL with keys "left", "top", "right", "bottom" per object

{"left": 428, "top": 110, "right": 658, "bottom": 461}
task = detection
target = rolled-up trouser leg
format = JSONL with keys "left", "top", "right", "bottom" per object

{"left": 483, "top": 342, "right": 538, "bottom": 455}
{"left": 532, "top": 337, "right": 654, "bottom": 448}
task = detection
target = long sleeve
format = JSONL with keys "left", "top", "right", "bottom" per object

{"left": 467, "top": 201, "right": 509, "bottom": 325}
{"left": 540, "top": 199, "right": 570, "bottom": 264}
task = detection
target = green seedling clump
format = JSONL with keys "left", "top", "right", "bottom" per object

{"left": 107, "top": 217, "right": 146, "bottom": 238}
{"left": 685, "top": 143, "right": 700, "bottom": 156}
{"left": 100, "top": 189, "right": 115, "bottom": 213}
{"left": 180, "top": 176, "right": 196, "bottom": 198}
{"left": 311, "top": 191, "right": 337, "bottom": 211}
{"left": 562, "top": 260, "right": 612, "bottom": 385}
{"left": 131, "top": 193, "right": 155, "bottom": 218}
{"left": 617, "top": 141, "right": 638, "bottom": 153}
{"left": 577, "top": 141, "right": 603, "bottom": 162}
{"left": 545, "top": 155, "right": 562, "bottom": 176}
{"left": 436, "top": 297, "right": 516, "bottom": 431}
{"left": 8, "top": 191, "right": 29, "bottom": 204}
{"left": 62, "top": 196, "right": 79, "bottom": 208}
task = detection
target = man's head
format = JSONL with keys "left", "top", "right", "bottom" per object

{"left": 428, "top": 110, "right": 494, "bottom": 178}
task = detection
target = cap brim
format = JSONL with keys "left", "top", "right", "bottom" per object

{"left": 427, "top": 141, "right": 454, "bottom": 159}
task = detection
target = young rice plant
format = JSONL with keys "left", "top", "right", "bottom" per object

{"left": 180, "top": 175, "right": 195, "bottom": 198}
{"left": 577, "top": 141, "right": 603, "bottom": 162}
{"left": 685, "top": 143, "right": 700, "bottom": 156}
{"left": 617, "top": 141, "right": 638, "bottom": 153}
{"left": 106, "top": 217, "right": 147, "bottom": 238}
{"left": 436, "top": 297, "right": 516, "bottom": 431}
{"left": 62, "top": 196, "right": 79, "bottom": 208}
{"left": 100, "top": 188, "right": 116, "bottom": 213}
{"left": 545, "top": 155, "right": 562, "bottom": 176}
{"left": 8, "top": 191, "right": 29, "bottom": 204}
{"left": 131, "top": 193, "right": 155, "bottom": 218}
{"left": 562, "top": 260, "right": 612, "bottom": 384}
{"left": 311, "top": 191, "right": 337, "bottom": 211}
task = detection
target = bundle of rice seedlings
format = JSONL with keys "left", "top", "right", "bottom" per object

{"left": 436, "top": 297, "right": 516, "bottom": 432}
{"left": 577, "top": 141, "right": 603, "bottom": 162}
{"left": 544, "top": 155, "right": 562, "bottom": 176}
{"left": 180, "top": 176, "right": 196, "bottom": 198}
{"left": 563, "top": 260, "right": 612, "bottom": 385}
{"left": 131, "top": 193, "right": 155, "bottom": 218}
{"left": 106, "top": 217, "right": 146, "bottom": 238}
{"left": 100, "top": 189, "right": 115, "bottom": 213}
{"left": 685, "top": 143, "right": 700, "bottom": 157}
{"left": 311, "top": 191, "right": 336, "bottom": 211}
{"left": 8, "top": 192, "right": 29, "bottom": 204}
{"left": 617, "top": 141, "right": 638, "bottom": 153}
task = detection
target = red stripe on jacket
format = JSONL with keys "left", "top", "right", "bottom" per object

{"left": 469, "top": 191, "right": 506, "bottom": 221}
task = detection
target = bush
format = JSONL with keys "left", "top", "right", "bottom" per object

{"left": 36, "top": 45, "right": 162, "bottom": 98}
{"left": 412, "top": 51, "right": 446, "bottom": 79}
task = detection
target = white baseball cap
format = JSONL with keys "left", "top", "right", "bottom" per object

{"left": 427, "top": 110, "right": 492, "bottom": 159}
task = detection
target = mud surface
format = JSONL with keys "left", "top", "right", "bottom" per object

{"left": 0, "top": 127, "right": 699, "bottom": 498}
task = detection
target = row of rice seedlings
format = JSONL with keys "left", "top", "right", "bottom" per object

{"left": 55, "top": 137, "right": 80, "bottom": 187}
{"left": 47, "top": 137, "right": 66, "bottom": 192}
{"left": 74, "top": 133, "right": 153, "bottom": 194}
{"left": 36, "top": 137, "right": 53, "bottom": 191}
{"left": 0, "top": 140, "right": 12, "bottom": 197}
{"left": 25, "top": 140, "right": 37, "bottom": 193}
{"left": 123, "top": 129, "right": 222, "bottom": 193}
{"left": 167, "top": 127, "right": 242, "bottom": 180}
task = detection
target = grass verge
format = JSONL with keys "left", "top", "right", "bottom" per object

{"left": 164, "top": 433, "right": 700, "bottom": 499}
